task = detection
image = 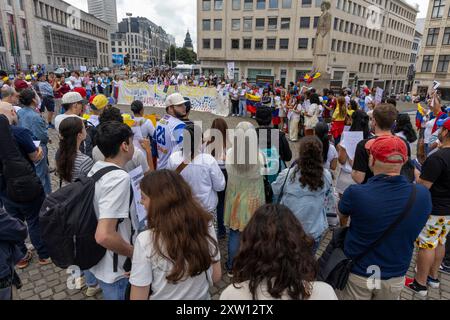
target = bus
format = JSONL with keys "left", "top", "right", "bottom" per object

{"left": 174, "top": 64, "right": 201, "bottom": 77}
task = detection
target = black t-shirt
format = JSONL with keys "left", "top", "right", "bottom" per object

{"left": 420, "top": 148, "right": 450, "bottom": 216}
{"left": 352, "top": 135, "right": 412, "bottom": 184}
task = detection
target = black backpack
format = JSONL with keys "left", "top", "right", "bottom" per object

{"left": 39, "top": 166, "right": 130, "bottom": 270}
{"left": 0, "top": 115, "right": 44, "bottom": 203}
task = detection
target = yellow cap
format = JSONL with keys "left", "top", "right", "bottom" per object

{"left": 91, "top": 94, "right": 108, "bottom": 110}
{"left": 25, "top": 75, "right": 32, "bottom": 81}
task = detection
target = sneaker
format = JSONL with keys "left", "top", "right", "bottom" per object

{"left": 85, "top": 285, "right": 102, "bottom": 297}
{"left": 406, "top": 278, "right": 428, "bottom": 296}
{"left": 38, "top": 257, "right": 52, "bottom": 266}
{"left": 440, "top": 263, "right": 450, "bottom": 275}
{"left": 17, "top": 251, "right": 33, "bottom": 269}
{"left": 427, "top": 276, "right": 440, "bottom": 289}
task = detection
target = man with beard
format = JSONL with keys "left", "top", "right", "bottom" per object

{"left": 153, "top": 93, "right": 187, "bottom": 169}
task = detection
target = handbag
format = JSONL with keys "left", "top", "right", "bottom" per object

{"left": 317, "top": 184, "right": 417, "bottom": 290}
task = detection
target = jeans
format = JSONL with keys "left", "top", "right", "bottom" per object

{"left": 238, "top": 100, "right": 246, "bottom": 117}
{"left": 97, "top": 278, "right": 129, "bottom": 300}
{"left": 35, "top": 145, "right": 52, "bottom": 195}
{"left": 82, "top": 270, "right": 98, "bottom": 287}
{"left": 0, "top": 194, "right": 49, "bottom": 259}
{"left": 216, "top": 169, "right": 228, "bottom": 238}
{"left": 0, "top": 287, "right": 12, "bottom": 300}
{"left": 226, "top": 229, "right": 241, "bottom": 272}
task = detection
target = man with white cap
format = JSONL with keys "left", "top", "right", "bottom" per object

{"left": 153, "top": 93, "right": 187, "bottom": 169}
{"left": 54, "top": 92, "right": 85, "bottom": 132}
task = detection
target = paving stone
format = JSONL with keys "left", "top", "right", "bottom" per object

{"left": 40, "top": 289, "right": 54, "bottom": 299}
{"left": 47, "top": 279, "right": 60, "bottom": 287}
{"left": 52, "top": 291, "right": 68, "bottom": 300}
{"left": 28, "top": 269, "right": 40, "bottom": 276}
{"left": 19, "top": 290, "right": 36, "bottom": 300}
{"left": 20, "top": 283, "right": 35, "bottom": 292}
{"left": 35, "top": 279, "right": 47, "bottom": 287}
{"left": 53, "top": 283, "right": 67, "bottom": 293}
{"left": 29, "top": 274, "right": 42, "bottom": 282}
{"left": 69, "top": 292, "right": 85, "bottom": 300}
{"left": 46, "top": 273, "right": 60, "bottom": 282}
{"left": 34, "top": 285, "right": 48, "bottom": 294}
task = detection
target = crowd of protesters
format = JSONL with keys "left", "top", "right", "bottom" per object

{"left": 0, "top": 64, "right": 449, "bottom": 302}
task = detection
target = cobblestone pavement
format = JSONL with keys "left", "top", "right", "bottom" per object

{"left": 13, "top": 107, "right": 449, "bottom": 300}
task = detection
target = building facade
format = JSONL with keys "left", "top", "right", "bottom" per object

{"left": 197, "top": 0, "right": 417, "bottom": 93}
{"left": 0, "top": 0, "right": 112, "bottom": 71}
{"left": 184, "top": 30, "right": 194, "bottom": 50}
{"left": 111, "top": 16, "right": 172, "bottom": 67}
{"left": 414, "top": 0, "right": 450, "bottom": 101}
{"left": 87, "top": 0, "right": 118, "bottom": 33}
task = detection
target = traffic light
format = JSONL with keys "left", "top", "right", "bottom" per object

{"left": 124, "top": 53, "right": 130, "bottom": 65}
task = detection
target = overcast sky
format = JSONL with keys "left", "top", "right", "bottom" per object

{"left": 66, "top": 0, "right": 428, "bottom": 49}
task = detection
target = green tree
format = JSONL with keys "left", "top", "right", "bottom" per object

{"left": 165, "top": 46, "right": 197, "bottom": 66}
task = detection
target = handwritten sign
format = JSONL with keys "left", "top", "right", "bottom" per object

{"left": 375, "top": 87, "right": 383, "bottom": 105}
{"left": 340, "top": 131, "right": 364, "bottom": 160}
{"left": 128, "top": 166, "right": 147, "bottom": 224}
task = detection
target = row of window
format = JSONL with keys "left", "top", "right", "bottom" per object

{"left": 421, "top": 55, "right": 450, "bottom": 73}
{"left": 6, "top": 0, "right": 25, "bottom": 10}
{"left": 202, "top": 0, "right": 316, "bottom": 11}
{"left": 333, "top": 18, "right": 382, "bottom": 42}
{"left": 382, "top": 49, "right": 409, "bottom": 63}
{"left": 357, "top": 63, "right": 408, "bottom": 76}
{"left": 202, "top": 37, "right": 312, "bottom": 50}
{"left": 389, "top": 1, "right": 416, "bottom": 22}
{"left": 426, "top": 27, "right": 450, "bottom": 46}
{"left": 1, "top": 14, "right": 30, "bottom": 51}
{"left": 202, "top": 16, "right": 319, "bottom": 32}
{"left": 385, "top": 34, "right": 412, "bottom": 50}
{"left": 33, "top": 0, "right": 108, "bottom": 40}
{"left": 431, "top": 0, "right": 450, "bottom": 19}
{"left": 331, "top": 39, "right": 380, "bottom": 58}
{"left": 387, "top": 18, "right": 414, "bottom": 37}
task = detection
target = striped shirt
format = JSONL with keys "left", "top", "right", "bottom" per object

{"left": 72, "top": 152, "right": 94, "bottom": 182}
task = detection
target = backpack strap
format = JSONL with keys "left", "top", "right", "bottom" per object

{"left": 175, "top": 162, "right": 188, "bottom": 174}
{"left": 353, "top": 184, "right": 417, "bottom": 263}
{"left": 91, "top": 166, "right": 123, "bottom": 183}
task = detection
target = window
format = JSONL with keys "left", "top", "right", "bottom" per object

{"left": 244, "top": 18, "right": 253, "bottom": 31}
{"left": 432, "top": 0, "right": 444, "bottom": 18}
{"left": 298, "top": 38, "right": 308, "bottom": 49}
{"left": 202, "top": 0, "right": 211, "bottom": 10}
{"left": 300, "top": 17, "right": 310, "bottom": 28}
{"left": 243, "top": 38, "right": 252, "bottom": 49}
{"left": 202, "top": 19, "right": 211, "bottom": 31}
{"left": 313, "top": 16, "right": 319, "bottom": 28}
{"left": 214, "top": 0, "right": 223, "bottom": 10}
{"left": 257, "top": 0, "right": 266, "bottom": 9}
{"left": 232, "top": 0, "right": 241, "bottom": 9}
{"left": 269, "top": 0, "right": 278, "bottom": 8}
{"left": 311, "top": 38, "right": 315, "bottom": 49}
{"left": 281, "top": 18, "right": 290, "bottom": 29}
{"left": 214, "top": 19, "right": 222, "bottom": 31}
{"left": 337, "top": 40, "right": 342, "bottom": 52}
{"left": 334, "top": 18, "right": 338, "bottom": 30}
{"left": 214, "top": 38, "right": 222, "bottom": 49}
{"left": 255, "top": 38, "right": 264, "bottom": 49}
{"left": 443, "top": 27, "right": 450, "bottom": 45}
{"left": 256, "top": 18, "right": 265, "bottom": 29}
{"left": 279, "top": 38, "right": 289, "bottom": 49}
{"left": 282, "top": 0, "right": 292, "bottom": 8}
{"left": 331, "top": 39, "right": 336, "bottom": 51}
{"left": 232, "top": 39, "right": 240, "bottom": 49}
{"left": 421, "top": 55, "right": 433, "bottom": 72}
{"left": 267, "top": 38, "right": 276, "bottom": 49}
{"left": 437, "top": 55, "right": 450, "bottom": 72}
{"left": 268, "top": 17, "right": 278, "bottom": 30}
{"left": 232, "top": 19, "right": 241, "bottom": 30}
{"left": 315, "top": 0, "right": 322, "bottom": 6}
{"left": 343, "top": 41, "right": 347, "bottom": 52}
{"left": 203, "top": 39, "right": 211, "bottom": 49}
{"left": 427, "top": 28, "right": 440, "bottom": 46}
{"left": 244, "top": 0, "right": 253, "bottom": 10}
{"left": 302, "top": 0, "right": 312, "bottom": 7}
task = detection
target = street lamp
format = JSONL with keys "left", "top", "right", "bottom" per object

{"left": 126, "top": 13, "right": 133, "bottom": 68}
{"left": 390, "top": 54, "right": 399, "bottom": 96}
{"left": 47, "top": 25, "right": 55, "bottom": 69}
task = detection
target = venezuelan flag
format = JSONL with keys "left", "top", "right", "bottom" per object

{"left": 416, "top": 103, "right": 425, "bottom": 129}
{"left": 246, "top": 93, "right": 261, "bottom": 114}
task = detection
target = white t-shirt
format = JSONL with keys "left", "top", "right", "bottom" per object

{"left": 325, "top": 144, "right": 338, "bottom": 170}
{"left": 92, "top": 146, "right": 149, "bottom": 173}
{"left": 424, "top": 118, "right": 437, "bottom": 144}
{"left": 220, "top": 281, "right": 338, "bottom": 300}
{"left": 55, "top": 114, "right": 83, "bottom": 132}
{"left": 167, "top": 152, "right": 226, "bottom": 212}
{"left": 88, "top": 161, "right": 137, "bottom": 284}
{"left": 87, "top": 115, "right": 100, "bottom": 127}
{"left": 129, "top": 223, "right": 220, "bottom": 300}
{"left": 154, "top": 114, "right": 186, "bottom": 169}
{"left": 133, "top": 117, "right": 155, "bottom": 140}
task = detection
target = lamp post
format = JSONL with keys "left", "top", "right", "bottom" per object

{"left": 126, "top": 13, "right": 133, "bottom": 67}
{"left": 47, "top": 25, "right": 55, "bottom": 69}
{"left": 390, "top": 54, "right": 399, "bottom": 97}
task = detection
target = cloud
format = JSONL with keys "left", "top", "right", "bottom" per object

{"left": 65, "top": 0, "right": 196, "bottom": 48}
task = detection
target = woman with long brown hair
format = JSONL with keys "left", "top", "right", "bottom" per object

{"left": 272, "top": 136, "right": 332, "bottom": 252}
{"left": 220, "top": 204, "right": 337, "bottom": 300}
{"left": 129, "top": 170, "right": 222, "bottom": 300}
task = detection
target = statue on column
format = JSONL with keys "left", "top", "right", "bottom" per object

{"left": 313, "top": 1, "right": 332, "bottom": 56}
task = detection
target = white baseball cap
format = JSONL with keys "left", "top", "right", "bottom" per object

{"left": 62, "top": 92, "right": 84, "bottom": 105}
{"left": 165, "top": 93, "right": 188, "bottom": 107}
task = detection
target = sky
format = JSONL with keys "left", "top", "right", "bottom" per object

{"left": 66, "top": 0, "right": 428, "bottom": 49}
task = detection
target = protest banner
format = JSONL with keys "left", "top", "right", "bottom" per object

{"left": 340, "top": 131, "right": 364, "bottom": 160}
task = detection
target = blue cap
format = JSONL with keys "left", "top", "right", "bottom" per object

{"left": 8, "top": 75, "right": 14, "bottom": 80}
{"left": 37, "top": 72, "right": 44, "bottom": 78}
{"left": 437, "top": 116, "right": 449, "bottom": 127}
{"left": 446, "top": 106, "right": 450, "bottom": 112}
{"left": 107, "top": 97, "right": 116, "bottom": 105}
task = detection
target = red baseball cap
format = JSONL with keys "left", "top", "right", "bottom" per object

{"left": 365, "top": 136, "right": 407, "bottom": 164}
{"left": 72, "top": 87, "right": 87, "bottom": 99}
{"left": 89, "top": 94, "right": 97, "bottom": 104}
{"left": 14, "top": 79, "right": 29, "bottom": 91}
